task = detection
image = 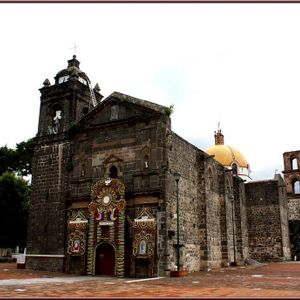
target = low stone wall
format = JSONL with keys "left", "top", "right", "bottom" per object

{"left": 26, "top": 256, "right": 64, "bottom": 272}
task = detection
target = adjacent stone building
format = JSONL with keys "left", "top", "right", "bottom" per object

{"left": 26, "top": 56, "right": 291, "bottom": 277}
{"left": 206, "top": 132, "right": 291, "bottom": 263}
{"left": 283, "top": 150, "right": 300, "bottom": 260}
{"left": 245, "top": 176, "right": 290, "bottom": 261}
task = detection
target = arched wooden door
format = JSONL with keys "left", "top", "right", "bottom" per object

{"left": 96, "top": 243, "right": 115, "bottom": 275}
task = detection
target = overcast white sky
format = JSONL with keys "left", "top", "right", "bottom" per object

{"left": 0, "top": 3, "right": 299, "bottom": 180}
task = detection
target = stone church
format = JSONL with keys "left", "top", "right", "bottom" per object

{"left": 26, "top": 56, "right": 291, "bottom": 277}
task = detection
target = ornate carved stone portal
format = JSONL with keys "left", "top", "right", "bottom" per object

{"left": 131, "top": 208, "right": 156, "bottom": 278}
{"left": 87, "top": 178, "right": 126, "bottom": 277}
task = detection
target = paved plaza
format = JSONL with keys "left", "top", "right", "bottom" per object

{"left": 1, "top": 262, "right": 300, "bottom": 297}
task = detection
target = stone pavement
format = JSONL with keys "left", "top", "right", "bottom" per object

{"left": 1, "top": 262, "right": 300, "bottom": 297}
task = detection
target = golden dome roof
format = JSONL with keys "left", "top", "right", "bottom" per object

{"left": 206, "top": 144, "right": 248, "bottom": 168}
{"left": 205, "top": 128, "right": 249, "bottom": 168}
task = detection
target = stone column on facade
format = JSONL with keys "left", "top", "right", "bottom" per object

{"left": 116, "top": 212, "right": 125, "bottom": 277}
{"left": 87, "top": 214, "right": 95, "bottom": 275}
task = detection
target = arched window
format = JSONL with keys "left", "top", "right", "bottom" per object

{"left": 292, "top": 158, "right": 298, "bottom": 170}
{"left": 293, "top": 179, "right": 300, "bottom": 194}
{"left": 109, "top": 166, "right": 118, "bottom": 179}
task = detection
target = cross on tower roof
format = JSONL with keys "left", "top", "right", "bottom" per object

{"left": 70, "top": 42, "right": 79, "bottom": 56}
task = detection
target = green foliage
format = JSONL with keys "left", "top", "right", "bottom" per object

{"left": 0, "top": 138, "right": 34, "bottom": 247}
{"left": 0, "top": 146, "right": 16, "bottom": 175}
{"left": 165, "top": 104, "right": 174, "bottom": 116}
{"left": 15, "top": 138, "right": 35, "bottom": 176}
{"left": 0, "top": 138, "right": 35, "bottom": 176}
{"left": 0, "top": 172, "right": 30, "bottom": 248}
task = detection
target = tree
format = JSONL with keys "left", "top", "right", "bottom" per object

{"left": 15, "top": 138, "right": 35, "bottom": 176}
{"left": 0, "top": 172, "right": 30, "bottom": 248}
{"left": 0, "top": 145, "right": 16, "bottom": 175}
{"left": 0, "top": 138, "right": 35, "bottom": 177}
{"left": 0, "top": 138, "right": 34, "bottom": 249}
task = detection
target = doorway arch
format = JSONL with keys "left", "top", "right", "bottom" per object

{"left": 95, "top": 242, "right": 116, "bottom": 276}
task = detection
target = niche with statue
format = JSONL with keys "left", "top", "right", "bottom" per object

{"left": 131, "top": 208, "right": 156, "bottom": 278}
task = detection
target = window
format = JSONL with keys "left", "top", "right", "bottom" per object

{"left": 293, "top": 179, "right": 300, "bottom": 194}
{"left": 78, "top": 77, "right": 87, "bottom": 85}
{"left": 58, "top": 75, "right": 69, "bottom": 84}
{"left": 292, "top": 158, "right": 298, "bottom": 170}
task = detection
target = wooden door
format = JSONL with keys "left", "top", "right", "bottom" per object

{"left": 96, "top": 243, "right": 115, "bottom": 275}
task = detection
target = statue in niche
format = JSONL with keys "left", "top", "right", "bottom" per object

{"left": 73, "top": 239, "right": 80, "bottom": 253}
{"left": 139, "top": 240, "right": 147, "bottom": 255}
{"left": 52, "top": 110, "right": 62, "bottom": 134}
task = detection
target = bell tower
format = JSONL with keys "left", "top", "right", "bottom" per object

{"left": 37, "top": 55, "right": 103, "bottom": 136}
{"left": 27, "top": 56, "right": 103, "bottom": 272}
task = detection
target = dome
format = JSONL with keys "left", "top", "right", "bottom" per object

{"left": 205, "top": 128, "right": 251, "bottom": 181}
{"left": 54, "top": 55, "right": 90, "bottom": 84}
{"left": 206, "top": 144, "right": 248, "bottom": 168}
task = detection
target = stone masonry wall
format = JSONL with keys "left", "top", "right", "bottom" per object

{"left": 204, "top": 158, "right": 223, "bottom": 270}
{"left": 245, "top": 179, "right": 286, "bottom": 261}
{"left": 239, "top": 180, "right": 249, "bottom": 261}
{"left": 165, "top": 131, "right": 201, "bottom": 273}
{"left": 233, "top": 177, "right": 249, "bottom": 263}
{"left": 26, "top": 257, "right": 64, "bottom": 272}
{"left": 288, "top": 199, "right": 300, "bottom": 220}
{"left": 70, "top": 113, "right": 170, "bottom": 276}
{"left": 224, "top": 173, "right": 234, "bottom": 265}
{"left": 27, "top": 136, "right": 70, "bottom": 271}
{"left": 277, "top": 175, "right": 291, "bottom": 260}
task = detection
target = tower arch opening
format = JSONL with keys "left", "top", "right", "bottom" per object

{"left": 293, "top": 179, "right": 300, "bottom": 194}
{"left": 291, "top": 158, "right": 298, "bottom": 170}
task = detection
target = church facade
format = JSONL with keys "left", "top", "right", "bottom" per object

{"left": 26, "top": 56, "right": 291, "bottom": 277}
